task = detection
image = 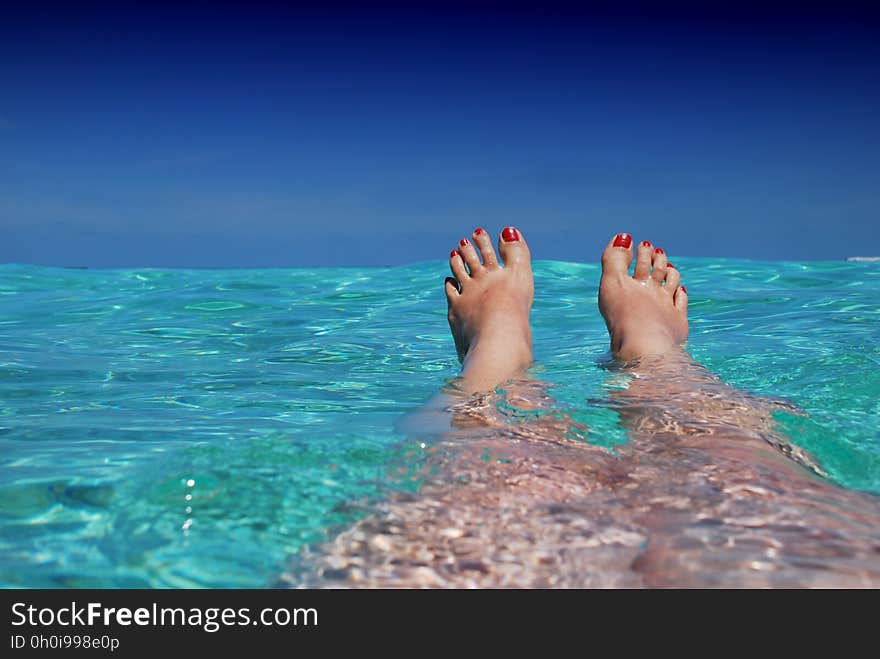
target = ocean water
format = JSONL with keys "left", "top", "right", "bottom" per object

{"left": 0, "top": 259, "right": 878, "bottom": 588}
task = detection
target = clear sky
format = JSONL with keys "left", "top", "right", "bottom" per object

{"left": 1, "top": 2, "right": 878, "bottom": 267}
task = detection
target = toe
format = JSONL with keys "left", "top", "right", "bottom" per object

{"left": 457, "top": 237, "right": 483, "bottom": 275}
{"left": 651, "top": 247, "right": 668, "bottom": 284}
{"left": 674, "top": 284, "right": 688, "bottom": 311}
{"left": 497, "top": 226, "right": 531, "bottom": 269}
{"left": 472, "top": 227, "right": 499, "bottom": 269}
{"left": 445, "top": 276, "right": 460, "bottom": 302}
{"left": 449, "top": 248, "right": 468, "bottom": 284}
{"left": 633, "top": 239, "right": 653, "bottom": 280}
{"left": 601, "top": 232, "right": 634, "bottom": 278}
{"left": 664, "top": 262, "right": 680, "bottom": 293}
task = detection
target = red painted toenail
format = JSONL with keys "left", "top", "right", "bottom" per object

{"left": 474, "top": 227, "right": 485, "bottom": 235}
{"left": 460, "top": 238, "right": 470, "bottom": 246}
{"left": 667, "top": 263, "right": 675, "bottom": 269}
{"left": 654, "top": 247, "right": 665, "bottom": 255}
{"left": 501, "top": 227, "right": 520, "bottom": 242}
{"left": 450, "top": 249, "right": 460, "bottom": 258}
{"left": 680, "top": 286, "right": 687, "bottom": 294}
{"left": 641, "top": 240, "right": 652, "bottom": 247}
{"left": 613, "top": 233, "right": 632, "bottom": 248}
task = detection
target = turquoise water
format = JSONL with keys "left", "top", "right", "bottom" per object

{"left": 0, "top": 259, "right": 878, "bottom": 587}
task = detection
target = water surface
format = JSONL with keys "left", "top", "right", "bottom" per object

{"left": 0, "top": 259, "right": 877, "bottom": 587}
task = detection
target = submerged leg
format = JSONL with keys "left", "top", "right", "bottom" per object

{"left": 598, "top": 232, "right": 821, "bottom": 468}
{"left": 597, "top": 233, "right": 880, "bottom": 586}
{"left": 396, "top": 226, "right": 538, "bottom": 437}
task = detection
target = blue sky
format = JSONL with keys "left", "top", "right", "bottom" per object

{"left": 1, "top": 2, "right": 878, "bottom": 267}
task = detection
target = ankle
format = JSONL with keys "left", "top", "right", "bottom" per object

{"left": 614, "top": 326, "right": 678, "bottom": 361}
{"left": 459, "top": 332, "right": 533, "bottom": 392}
{"left": 465, "top": 325, "right": 532, "bottom": 363}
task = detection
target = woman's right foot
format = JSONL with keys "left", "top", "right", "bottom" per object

{"left": 598, "top": 233, "right": 689, "bottom": 361}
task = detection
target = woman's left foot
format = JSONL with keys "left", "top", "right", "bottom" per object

{"left": 445, "top": 226, "right": 534, "bottom": 393}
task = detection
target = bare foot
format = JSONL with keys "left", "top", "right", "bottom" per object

{"left": 598, "top": 233, "right": 689, "bottom": 360}
{"left": 445, "top": 226, "right": 534, "bottom": 393}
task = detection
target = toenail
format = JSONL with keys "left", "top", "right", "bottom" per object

{"left": 460, "top": 238, "right": 470, "bottom": 246}
{"left": 641, "top": 240, "right": 652, "bottom": 247}
{"left": 654, "top": 247, "right": 664, "bottom": 254}
{"left": 474, "top": 227, "right": 485, "bottom": 235}
{"left": 613, "top": 233, "right": 632, "bottom": 248}
{"left": 450, "top": 249, "right": 460, "bottom": 258}
{"left": 680, "top": 286, "right": 687, "bottom": 294}
{"left": 667, "top": 263, "right": 675, "bottom": 269}
{"left": 501, "top": 227, "right": 520, "bottom": 242}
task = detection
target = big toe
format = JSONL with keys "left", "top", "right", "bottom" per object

{"left": 601, "top": 233, "right": 634, "bottom": 278}
{"left": 497, "top": 226, "right": 531, "bottom": 269}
